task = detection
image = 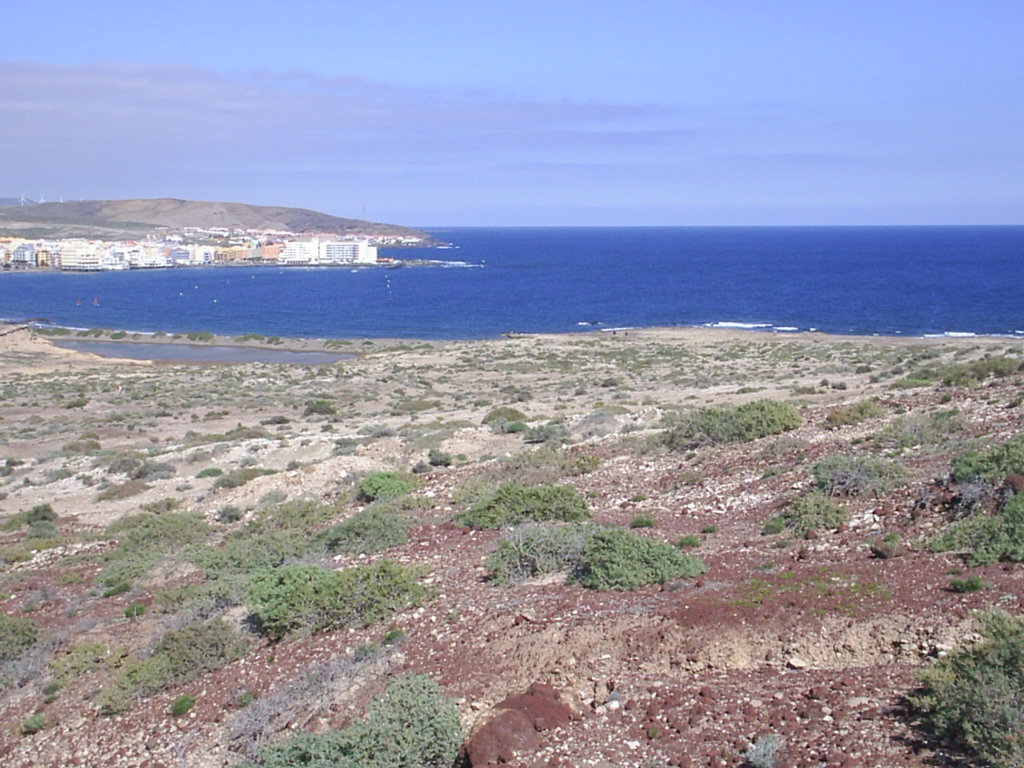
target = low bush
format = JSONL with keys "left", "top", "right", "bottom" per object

{"left": 825, "top": 399, "right": 884, "bottom": 429}
{"left": 664, "top": 399, "right": 800, "bottom": 451}
{"left": 766, "top": 492, "right": 848, "bottom": 535}
{"left": 911, "top": 610, "right": 1024, "bottom": 768}
{"left": 455, "top": 483, "right": 589, "bottom": 529}
{"left": 252, "top": 674, "right": 462, "bottom": 768}
{"left": 485, "top": 523, "right": 593, "bottom": 584}
{"left": 875, "top": 409, "right": 964, "bottom": 451}
{"left": 482, "top": 406, "right": 528, "bottom": 427}
{"left": 96, "top": 479, "right": 151, "bottom": 501}
{"left": 99, "top": 512, "right": 208, "bottom": 589}
{"left": 170, "top": 694, "right": 196, "bottom": 717}
{"left": 575, "top": 527, "right": 706, "bottom": 591}
{"left": 427, "top": 448, "right": 452, "bottom": 467}
{"left": 0, "top": 504, "right": 58, "bottom": 532}
{"left": 247, "top": 561, "right": 424, "bottom": 637}
{"left": 317, "top": 509, "right": 410, "bottom": 555}
{"left": 949, "top": 574, "right": 988, "bottom": 593}
{"left": 99, "top": 619, "right": 246, "bottom": 715}
{"left": 302, "top": 400, "right": 337, "bottom": 418}
{"left": 356, "top": 472, "right": 413, "bottom": 502}
{"left": 812, "top": 453, "right": 906, "bottom": 497}
{"left": 52, "top": 643, "right": 109, "bottom": 687}
{"left": 929, "top": 493, "right": 1024, "bottom": 565}
{"left": 952, "top": 435, "right": 1024, "bottom": 483}
{"left": 214, "top": 467, "right": 277, "bottom": 489}
{"left": 21, "top": 714, "right": 46, "bottom": 735}
{"left": 941, "top": 356, "right": 1024, "bottom": 387}
{"left": 0, "top": 614, "right": 40, "bottom": 663}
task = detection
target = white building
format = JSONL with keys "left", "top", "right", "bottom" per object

{"left": 58, "top": 240, "right": 127, "bottom": 271}
{"left": 279, "top": 237, "right": 377, "bottom": 266}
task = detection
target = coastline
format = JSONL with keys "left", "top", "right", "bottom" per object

{"left": 23, "top": 321, "right": 1024, "bottom": 364}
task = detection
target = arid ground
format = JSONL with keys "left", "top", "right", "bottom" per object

{"left": 1, "top": 324, "right": 1022, "bottom": 768}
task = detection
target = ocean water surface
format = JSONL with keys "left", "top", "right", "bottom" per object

{"left": 1, "top": 226, "right": 1022, "bottom": 340}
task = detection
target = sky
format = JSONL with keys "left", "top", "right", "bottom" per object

{"left": 1, "top": 1, "right": 1022, "bottom": 226}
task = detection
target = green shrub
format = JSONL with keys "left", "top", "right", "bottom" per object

{"left": 929, "top": 494, "right": 1024, "bottom": 565}
{"left": 197, "top": 467, "right": 224, "bottom": 478}
{"left": 21, "top": 714, "right": 45, "bottom": 735}
{"left": 676, "top": 535, "right": 701, "bottom": 548}
{"left": 812, "top": 453, "right": 905, "bottom": 496}
{"left": 96, "top": 479, "right": 151, "bottom": 501}
{"left": 761, "top": 518, "right": 785, "bottom": 536}
{"left": 949, "top": 574, "right": 988, "bottom": 593}
{"left": 911, "top": 610, "right": 1024, "bottom": 768}
{"left": 303, "top": 400, "right": 337, "bottom": 417}
{"left": 154, "top": 619, "right": 248, "bottom": 680}
{"left": 952, "top": 435, "right": 1024, "bottom": 483}
{"left": 170, "top": 694, "right": 196, "bottom": 717}
{"left": 214, "top": 467, "right": 276, "bottom": 489}
{"left": 522, "top": 422, "right": 567, "bottom": 445}
{"left": 455, "top": 483, "right": 589, "bottom": 529}
{"left": 357, "top": 472, "right": 413, "bottom": 502}
{"left": 482, "top": 406, "right": 528, "bottom": 426}
{"left": 99, "top": 512, "right": 208, "bottom": 589}
{"left": 0, "top": 504, "right": 58, "bottom": 532}
{"left": 247, "top": 561, "right": 424, "bottom": 637}
{"left": 52, "top": 643, "right": 109, "bottom": 687}
{"left": 664, "top": 399, "right": 800, "bottom": 451}
{"left": 141, "top": 497, "right": 180, "bottom": 514}
{"left": 629, "top": 515, "right": 656, "bottom": 528}
{"left": 825, "top": 399, "right": 884, "bottom": 429}
{"left": 874, "top": 409, "right": 964, "bottom": 450}
{"left": 254, "top": 674, "right": 462, "bottom": 768}
{"left": 484, "top": 523, "right": 593, "bottom": 584}
{"left": 427, "top": 448, "right": 452, "bottom": 467}
{"left": 941, "top": 356, "right": 1024, "bottom": 387}
{"left": 575, "top": 527, "right": 706, "bottom": 591}
{"left": 318, "top": 509, "right": 409, "bottom": 555}
{"left": 99, "top": 619, "right": 246, "bottom": 714}
{"left": 769, "top": 492, "right": 848, "bottom": 535}
{"left": 0, "top": 614, "right": 40, "bottom": 662}
{"left": 192, "top": 529, "right": 307, "bottom": 585}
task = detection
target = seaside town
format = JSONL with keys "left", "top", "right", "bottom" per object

{"left": 0, "top": 228, "right": 428, "bottom": 271}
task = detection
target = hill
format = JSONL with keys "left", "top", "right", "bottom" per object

{"left": 0, "top": 198, "right": 427, "bottom": 240}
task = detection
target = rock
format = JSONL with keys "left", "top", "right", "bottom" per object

{"left": 466, "top": 709, "right": 541, "bottom": 766}
{"left": 787, "top": 656, "right": 809, "bottom": 669}
{"left": 467, "top": 684, "right": 574, "bottom": 766}
{"left": 870, "top": 538, "right": 905, "bottom": 559}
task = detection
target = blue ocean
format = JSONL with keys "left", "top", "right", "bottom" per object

{"left": 1, "top": 227, "right": 1022, "bottom": 340}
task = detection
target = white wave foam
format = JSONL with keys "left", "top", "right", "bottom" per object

{"left": 705, "top": 321, "right": 772, "bottom": 330}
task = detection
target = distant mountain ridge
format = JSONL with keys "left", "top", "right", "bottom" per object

{"left": 0, "top": 198, "right": 427, "bottom": 240}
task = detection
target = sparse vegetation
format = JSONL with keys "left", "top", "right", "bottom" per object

{"left": 812, "top": 453, "right": 906, "bottom": 496}
{"left": 929, "top": 493, "right": 1024, "bottom": 565}
{"left": 356, "top": 471, "right": 413, "bottom": 502}
{"left": 454, "top": 483, "right": 589, "bottom": 529}
{"left": 664, "top": 399, "right": 800, "bottom": 451}
{"left": 765, "top": 492, "right": 848, "bottom": 535}
{"left": 247, "top": 561, "right": 424, "bottom": 637}
{"left": 317, "top": 509, "right": 410, "bottom": 555}
{"left": 250, "top": 674, "right": 462, "bottom": 768}
{"left": 911, "top": 610, "right": 1024, "bottom": 768}
{"left": 952, "top": 434, "right": 1024, "bottom": 483}
{"left": 825, "top": 399, "right": 884, "bottom": 429}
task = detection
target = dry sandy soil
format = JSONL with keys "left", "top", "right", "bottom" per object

{"left": 1, "top": 324, "right": 1022, "bottom": 768}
